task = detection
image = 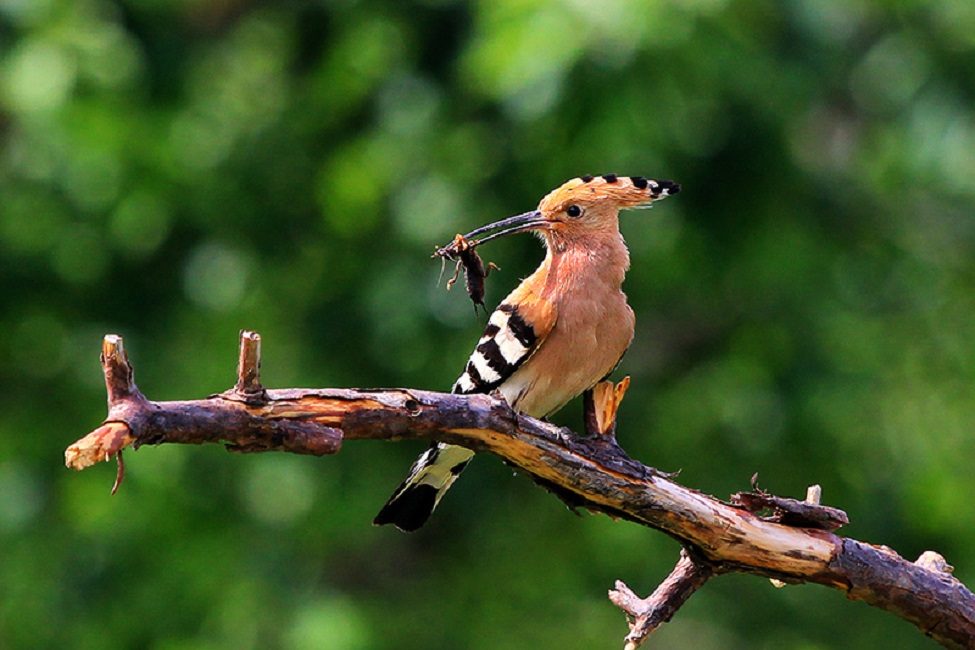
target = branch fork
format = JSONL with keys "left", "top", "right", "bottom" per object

{"left": 609, "top": 549, "right": 715, "bottom": 649}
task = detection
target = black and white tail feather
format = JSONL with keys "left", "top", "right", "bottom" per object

{"left": 373, "top": 304, "right": 539, "bottom": 532}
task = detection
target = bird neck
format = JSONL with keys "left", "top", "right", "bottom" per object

{"left": 537, "top": 229, "right": 631, "bottom": 299}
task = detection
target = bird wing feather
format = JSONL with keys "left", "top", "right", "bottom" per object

{"left": 452, "top": 299, "right": 557, "bottom": 396}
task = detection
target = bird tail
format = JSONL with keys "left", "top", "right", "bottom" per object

{"left": 374, "top": 443, "right": 474, "bottom": 532}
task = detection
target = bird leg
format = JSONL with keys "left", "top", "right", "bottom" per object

{"left": 583, "top": 388, "right": 600, "bottom": 437}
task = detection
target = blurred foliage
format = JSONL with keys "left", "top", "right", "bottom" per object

{"left": 1, "top": 0, "right": 974, "bottom": 647}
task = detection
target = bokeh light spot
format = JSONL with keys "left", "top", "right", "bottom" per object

{"left": 183, "top": 242, "right": 250, "bottom": 311}
{"left": 109, "top": 191, "right": 172, "bottom": 258}
{"left": 0, "top": 462, "right": 43, "bottom": 532}
{"left": 241, "top": 456, "right": 316, "bottom": 527}
{"left": 51, "top": 224, "right": 108, "bottom": 285}
{"left": 11, "top": 310, "right": 68, "bottom": 377}
{"left": 1, "top": 39, "right": 75, "bottom": 112}
{"left": 285, "top": 597, "right": 371, "bottom": 650}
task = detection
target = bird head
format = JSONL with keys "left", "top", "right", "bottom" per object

{"left": 461, "top": 174, "right": 680, "bottom": 250}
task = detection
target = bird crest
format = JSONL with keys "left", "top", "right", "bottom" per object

{"left": 538, "top": 174, "right": 680, "bottom": 214}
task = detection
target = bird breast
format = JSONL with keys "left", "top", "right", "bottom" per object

{"left": 501, "top": 245, "right": 635, "bottom": 418}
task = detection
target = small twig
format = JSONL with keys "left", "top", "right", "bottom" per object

{"left": 584, "top": 378, "right": 631, "bottom": 438}
{"left": 609, "top": 549, "right": 714, "bottom": 648}
{"left": 101, "top": 334, "right": 137, "bottom": 402}
{"left": 732, "top": 482, "right": 848, "bottom": 532}
{"left": 65, "top": 421, "right": 134, "bottom": 471}
{"left": 767, "top": 484, "right": 826, "bottom": 588}
{"left": 111, "top": 450, "right": 125, "bottom": 495}
{"left": 594, "top": 376, "right": 630, "bottom": 438}
{"left": 805, "top": 484, "right": 822, "bottom": 505}
{"left": 234, "top": 330, "right": 266, "bottom": 399}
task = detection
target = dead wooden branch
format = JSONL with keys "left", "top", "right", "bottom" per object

{"left": 64, "top": 332, "right": 975, "bottom": 649}
{"left": 609, "top": 549, "right": 714, "bottom": 649}
{"left": 731, "top": 482, "right": 849, "bottom": 532}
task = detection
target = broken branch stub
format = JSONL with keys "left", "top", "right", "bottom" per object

{"left": 234, "top": 330, "right": 264, "bottom": 396}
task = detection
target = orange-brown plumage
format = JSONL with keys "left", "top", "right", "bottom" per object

{"left": 375, "top": 174, "right": 679, "bottom": 531}
{"left": 498, "top": 218, "right": 633, "bottom": 417}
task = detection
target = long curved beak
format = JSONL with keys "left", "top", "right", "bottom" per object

{"left": 463, "top": 210, "right": 546, "bottom": 246}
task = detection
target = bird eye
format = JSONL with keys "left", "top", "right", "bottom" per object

{"left": 566, "top": 205, "right": 583, "bottom": 218}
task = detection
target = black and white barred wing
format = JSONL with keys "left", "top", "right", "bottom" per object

{"left": 373, "top": 302, "right": 555, "bottom": 532}
{"left": 452, "top": 303, "right": 550, "bottom": 395}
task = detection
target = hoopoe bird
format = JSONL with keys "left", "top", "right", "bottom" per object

{"left": 374, "top": 174, "right": 680, "bottom": 531}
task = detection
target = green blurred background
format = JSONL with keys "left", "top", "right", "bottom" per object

{"left": 2, "top": 0, "right": 974, "bottom": 647}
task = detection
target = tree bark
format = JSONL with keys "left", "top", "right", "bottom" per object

{"left": 64, "top": 333, "right": 975, "bottom": 649}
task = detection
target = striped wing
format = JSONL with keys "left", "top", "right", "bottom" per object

{"left": 373, "top": 301, "right": 554, "bottom": 531}
{"left": 452, "top": 302, "right": 554, "bottom": 395}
